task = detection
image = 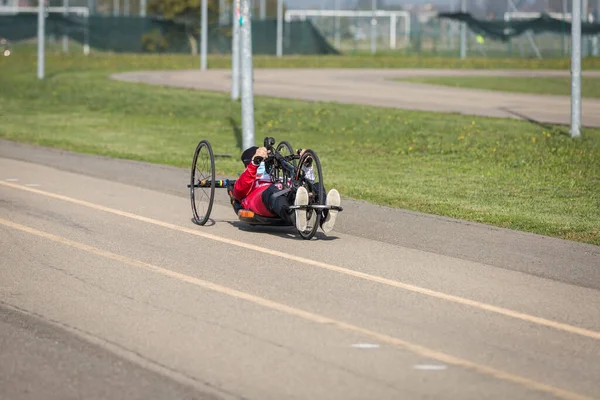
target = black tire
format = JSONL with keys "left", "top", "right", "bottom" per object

{"left": 276, "top": 140, "right": 294, "bottom": 163}
{"left": 190, "top": 140, "right": 215, "bottom": 226}
{"left": 275, "top": 140, "right": 295, "bottom": 188}
{"left": 295, "top": 149, "right": 325, "bottom": 240}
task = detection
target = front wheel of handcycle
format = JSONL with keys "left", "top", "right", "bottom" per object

{"left": 275, "top": 140, "right": 295, "bottom": 187}
{"left": 190, "top": 139, "right": 215, "bottom": 225}
{"left": 276, "top": 140, "right": 295, "bottom": 164}
{"left": 295, "top": 149, "right": 325, "bottom": 240}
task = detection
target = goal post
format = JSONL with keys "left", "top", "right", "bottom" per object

{"left": 284, "top": 9, "right": 411, "bottom": 51}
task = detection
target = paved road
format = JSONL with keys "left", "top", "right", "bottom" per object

{"left": 1, "top": 141, "right": 599, "bottom": 400}
{"left": 112, "top": 69, "right": 600, "bottom": 128}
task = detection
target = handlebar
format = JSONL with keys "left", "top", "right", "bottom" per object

{"left": 253, "top": 153, "right": 300, "bottom": 165}
{"left": 264, "top": 136, "right": 276, "bottom": 150}
{"left": 252, "top": 137, "right": 302, "bottom": 166}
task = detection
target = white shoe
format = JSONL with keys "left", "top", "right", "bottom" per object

{"left": 294, "top": 186, "right": 309, "bottom": 232}
{"left": 321, "top": 189, "right": 340, "bottom": 234}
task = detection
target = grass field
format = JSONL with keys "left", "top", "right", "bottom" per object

{"left": 400, "top": 76, "right": 600, "bottom": 98}
{"left": 1, "top": 51, "right": 599, "bottom": 245}
{"left": 9, "top": 41, "right": 600, "bottom": 70}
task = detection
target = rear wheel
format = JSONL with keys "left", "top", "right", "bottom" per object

{"left": 190, "top": 140, "right": 215, "bottom": 226}
{"left": 295, "top": 149, "right": 324, "bottom": 240}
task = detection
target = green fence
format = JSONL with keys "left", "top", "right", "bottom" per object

{"left": 0, "top": 15, "right": 339, "bottom": 55}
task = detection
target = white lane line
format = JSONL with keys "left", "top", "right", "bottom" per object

{"left": 1, "top": 180, "right": 599, "bottom": 342}
{"left": 414, "top": 364, "right": 448, "bottom": 371}
{"left": 0, "top": 217, "right": 591, "bottom": 400}
{"left": 5, "top": 178, "right": 19, "bottom": 182}
{"left": 351, "top": 343, "right": 380, "bottom": 349}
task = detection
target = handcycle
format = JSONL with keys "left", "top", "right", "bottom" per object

{"left": 188, "top": 136, "right": 343, "bottom": 240}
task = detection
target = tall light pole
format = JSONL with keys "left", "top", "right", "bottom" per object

{"left": 371, "top": 0, "right": 377, "bottom": 54}
{"left": 460, "top": 0, "right": 467, "bottom": 59}
{"left": 140, "top": 0, "right": 146, "bottom": 17}
{"left": 583, "top": 0, "right": 589, "bottom": 57}
{"left": 200, "top": 0, "right": 208, "bottom": 70}
{"left": 276, "top": 0, "right": 283, "bottom": 57}
{"left": 562, "top": 0, "right": 568, "bottom": 56}
{"left": 232, "top": 0, "right": 241, "bottom": 99}
{"left": 38, "top": 0, "right": 45, "bottom": 80}
{"left": 62, "top": 0, "right": 69, "bottom": 53}
{"left": 595, "top": 0, "right": 600, "bottom": 56}
{"left": 334, "top": 0, "right": 341, "bottom": 49}
{"left": 571, "top": 0, "right": 582, "bottom": 137}
{"left": 449, "top": 0, "right": 456, "bottom": 50}
{"left": 241, "top": 0, "right": 255, "bottom": 149}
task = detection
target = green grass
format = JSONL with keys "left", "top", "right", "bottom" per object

{"left": 1, "top": 51, "right": 599, "bottom": 245}
{"left": 400, "top": 76, "right": 600, "bottom": 98}
{"left": 9, "top": 41, "right": 600, "bottom": 70}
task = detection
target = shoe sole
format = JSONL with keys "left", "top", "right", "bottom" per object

{"left": 295, "top": 188, "right": 308, "bottom": 232}
{"left": 321, "top": 189, "right": 340, "bottom": 234}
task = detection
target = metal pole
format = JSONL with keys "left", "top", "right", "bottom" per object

{"left": 449, "top": 0, "right": 456, "bottom": 50}
{"left": 276, "top": 0, "right": 283, "bottom": 57}
{"left": 38, "top": 0, "right": 45, "bottom": 80}
{"left": 562, "top": 0, "right": 568, "bottom": 56}
{"left": 200, "top": 0, "right": 208, "bottom": 70}
{"left": 460, "top": 0, "right": 467, "bottom": 58}
{"left": 405, "top": 12, "right": 411, "bottom": 49}
{"left": 84, "top": 9, "right": 90, "bottom": 55}
{"left": 232, "top": 0, "right": 241, "bottom": 99}
{"left": 334, "top": 0, "right": 340, "bottom": 49}
{"left": 595, "top": 0, "right": 600, "bottom": 56}
{"left": 259, "top": 0, "right": 265, "bottom": 19}
{"left": 140, "top": 0, "right": 146, "bottom": 17}
{"left": 62, "top": 0, "right": 69, "bottom": 53}
{"left": 371, "top": 0, "right": 377, "bottom": 54}
{"left": 583, "top": 0, "right": 589, "bottom": 57}
{"left": 241, "top": 0, "right": 255, "bottom": 149}
{"left": 390, "top": 14, "right": 398, "bottom": 50}
{"left": 390, "top": 13, "right": 396, "bottom": 49}
{"left": 113, "top": 0, "right": 118, "bottom": 16}
{"left": 571, "top": 0, "right": 582, "bottom": 137}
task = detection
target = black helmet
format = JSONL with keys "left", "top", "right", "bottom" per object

{"left": 241, "top": 146, "right": 258, "bottom": 167}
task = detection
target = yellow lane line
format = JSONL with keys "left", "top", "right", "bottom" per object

{"left": 0, "top": 217, "right": 592, "bottom": 400}
{"left": 1, "top": 180, "right": 599, "bottom": 342}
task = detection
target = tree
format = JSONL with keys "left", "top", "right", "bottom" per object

{"left": 147, "top": 0, "right": 219, "bottom": 54}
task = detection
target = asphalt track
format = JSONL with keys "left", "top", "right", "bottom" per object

{"left": 112, "top": 69, "right": 600, "bottom": 128}
{"left": 1, "top": 140, "right": 599, "bottom": 400}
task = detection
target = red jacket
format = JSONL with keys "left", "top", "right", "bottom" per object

{"left": 233, "top": 162, "right": 276, "bottom": 217}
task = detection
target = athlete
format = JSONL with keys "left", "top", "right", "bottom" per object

{"left": 232, "top": 146, "right": 341, "bottom": 233}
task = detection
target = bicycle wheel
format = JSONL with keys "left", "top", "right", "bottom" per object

{"left": 190, "top": 139, "right": 215, "bottom": 226}
{"left": 295, "top": 149, "right": 325, "bottom": 240}
{"left": 276, "top": 140, "right": 294, "bottom": 162}
{"left": 275, "top": 140, "right": 295, "bottom": 187}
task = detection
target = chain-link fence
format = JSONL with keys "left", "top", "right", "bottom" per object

{"left": 1, "top": 0, "right": 599, "bottom": 58}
